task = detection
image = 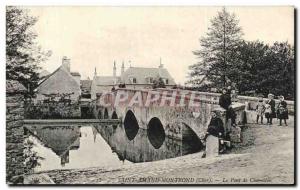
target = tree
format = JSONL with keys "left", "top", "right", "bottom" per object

{"left": 234, "top": 41, "right": 269, "bottom": 94}
{"left": 6, "top": 7, "right": 51, "bottom": 96}
{"left": 262, "top": 42, "right": 295, "bottom": 99}
{"left": 235, "top": 41, "right": 294, "bottom": 100}
{"left": 152, "top": 77, "right": 166, "bottom": 89}
{"left": 187, "top": 8, "right": 243, "bottom": 89}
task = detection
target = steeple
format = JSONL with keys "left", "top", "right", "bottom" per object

{"left": 94, "top": 67, "right": 97, "bottom": 77}
{"left": 113, "top": 61, "right": 116, "bottom": 77}
{"left": 121, "top": 61, "right": 125, "bottom": 75}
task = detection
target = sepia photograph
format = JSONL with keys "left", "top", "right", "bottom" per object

{"left": 5, "top": 5, "right": 295, "bottom": 185}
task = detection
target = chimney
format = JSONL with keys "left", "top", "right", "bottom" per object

{"left": 62, "top": 56, "right": 70, "bottom": 72}
{"left": 159, "top": 57, "right": 163, "bottom": 68}
{"left": 113, "top": 61, "right": 116, "bottom": 77}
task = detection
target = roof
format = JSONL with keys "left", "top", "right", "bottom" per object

{"left": 38, "top": 66, "right": 61, "bottom": 87}
{"left": 94, "top": 76, "right": 120, "bottom": 86}
{"left": 121, "top": 67, "right": 176, "bottom": 85}
{"left": 80, "top": 80, "right": 92, "bottom": 92}
{"left": 27, "top": 126, "right": 81, "bottom": 156}
{"left": 39, "top": 70, "right": 50, "bottom": 78}
{"left": 71, "top": 72, "right": 81, "bottom": 77}
{"left": 36, "top": 66, "right": 80, "bottom": 94}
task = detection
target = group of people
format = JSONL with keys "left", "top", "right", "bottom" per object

{"left": 202, "top": 87, "right": 290, "bottom": 158}
{"left": 201, "top": 87, "right": 236, "bottom": 158}
{"left": 256, "top": 94, "right": 289, "bottom": 126}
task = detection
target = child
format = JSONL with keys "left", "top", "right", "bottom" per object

{"left": 256, "top": 96, "right": 265, "bottom": 124}
{"left": 277, "top": 95, "right": 289, "bottom": 126}
{"left": 265, "top": 103, "right": 271, "bottom": 125}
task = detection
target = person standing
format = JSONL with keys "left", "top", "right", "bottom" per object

{"left": 266, "top": 93, "right": 276, "bottom": 125}
{"left": 277, "top": 95, "right": 289, "bottom": 126}
{"left": 256, "top": 95, "right": 265, "bottom": 124}
{"left": 264, "top": 103, "right": 272, "bottom": 124}
{"left": 219, "top": 88, "right": 236, "bottom": 126}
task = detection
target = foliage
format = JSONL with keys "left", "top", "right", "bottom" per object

{"left": 24, "top": 138, "right": 44, "bottom": 173}
{"left": 24, "top": 93, "right": 82, "bottom": 119}
{"left": 152, "top": 77, "right": 166, "bottom": 89}
{"left": 6, "top": 7, "right": 51, "bottom": 96}
{"left": 235, "top": 41, "right": 294, "bottom": 99}
{"left": 187, "top": 8, "right": 295, "bottom": 100}
{"left": 187, "top": 8, "right": 243, "bottom": 89}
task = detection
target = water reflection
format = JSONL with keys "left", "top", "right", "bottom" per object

{"left": 27, "top": 123, "right": 202, "bottom": 172}
{"left": 96, "top": 124, "right": 202, "bottom": 163}
{"left": 27, "top": 126, "right": 131, "bottom": 172}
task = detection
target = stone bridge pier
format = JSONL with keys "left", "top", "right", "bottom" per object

{"left": 94, "top": 89, "right": 246, "bottom": 142}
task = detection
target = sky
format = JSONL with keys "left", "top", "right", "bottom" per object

{"left": 28, "top": 6, "right": 294, "bottom": 84}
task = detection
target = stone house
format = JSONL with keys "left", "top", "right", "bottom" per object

{"left": 35, "top": 56, "right": 81, "bottom": 102}
{"left": 91, "top": 61, "right": 176, "bottom": 99}
{"left": 26, "top": 126, "right": 81, "bottom": 167}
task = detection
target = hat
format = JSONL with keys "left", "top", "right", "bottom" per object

{"left": 268, "top": 93, "right": 274, "bottom": 97}
{"left": 279, "top": 95, "right": 284, "bottom": 99}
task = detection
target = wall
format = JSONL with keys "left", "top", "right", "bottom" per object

{"left": 72, "top": 75, "right": 81, "bottom": 86}
{"left": 25, "top": 100, "right": 81, "bottom": 119}
{"left": 238, "top": 95, "right": 294, "bottom": 114}
{"left": 6, "top": 80, "right": 27, "bottom": 184}
{"left": 157, "top": 89, "right": 294, "bottom": 114}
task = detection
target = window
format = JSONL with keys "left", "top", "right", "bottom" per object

{"left": 147, "top": 77, "right": 153, "bottom": 84}
{"left": 165, "top": 79, "right": 169, "bottom": 84}
{"left": 130, "top": 77, "right": 137, "bottom": 84}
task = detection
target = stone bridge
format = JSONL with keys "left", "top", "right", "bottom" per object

{"left": 94, "top": 88, "right": 246, "bottom": 142}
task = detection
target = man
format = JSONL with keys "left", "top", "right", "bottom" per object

{"left": 202, "top": 110, "right": 225, "bottom": 158}
{"left": 219, "top": 88, "right": 236, "bottom": 126}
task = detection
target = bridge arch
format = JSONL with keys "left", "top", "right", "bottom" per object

{"left": 147, "top": 117, "right": 165, "bottom": 149}
{"left": 104, "top": 108, "right": 109, "bottom": 119}
{"left": 123, "top": 110, "right": 139, "bottom": 141}
{"left": 111, "top": 111, "right": 118, "bottom": 119}
{"left": 181, "top": 123, "right": 203, "bottom": 153}
{"left": 98, "top": 110, "right": 103, "bottom": 119}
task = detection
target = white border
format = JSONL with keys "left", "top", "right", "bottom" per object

{"left": 0, "top": 0, "right": 299, "bottom": 190}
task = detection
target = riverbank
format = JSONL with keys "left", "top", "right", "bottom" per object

{"left": 29, "top": 117, "right": 294, "bottom": 185}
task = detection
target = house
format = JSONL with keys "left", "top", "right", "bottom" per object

{"left": 80, "top": 79, "right": 92, "bottom": 99}
{"left": 26, "top": 126, "right": 81, "bottom": 167}
{"left": 91, "top": 61, "right": 176, "bottom": 99}
{"left": 35, "top": 56, "right": 81, "bottom": 102}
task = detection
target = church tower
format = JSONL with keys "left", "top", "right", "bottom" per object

{"left": 113, "top": 61, "right": 116, "bottom": 77}
{"left": 121, "top": 61, "right": 125, "bottom": 75}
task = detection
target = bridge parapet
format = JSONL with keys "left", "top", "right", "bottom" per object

{"left": 94, "top": 89, "right": 246, "bottom": 142}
